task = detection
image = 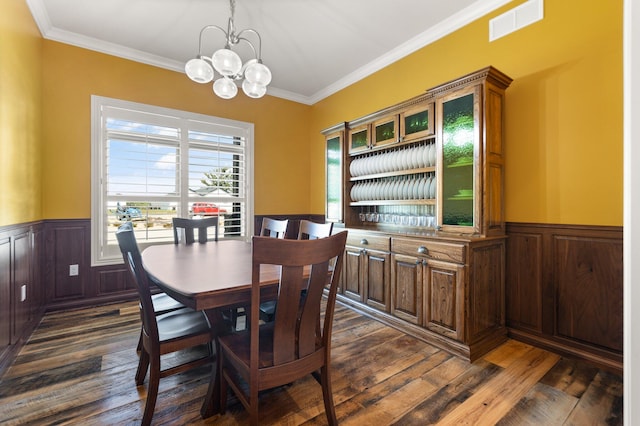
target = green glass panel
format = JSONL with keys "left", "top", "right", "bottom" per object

{"left": 375, "top": 121, "right": 395, "bottom": 142}
{"left": 326, "top": 136, "right": 342, "bottom": 221}
{"left": 404, "top": 110, "right": 429, "bottom": 135}
{"left": 351, "top": 129, "right": 368, "bottom": 150}
{"left": 442, "top": 93, "right": 474, "bottom": 227}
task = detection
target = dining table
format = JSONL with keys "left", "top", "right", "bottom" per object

{"left": 141, "top": 239, "right": 282, "bottom": 418}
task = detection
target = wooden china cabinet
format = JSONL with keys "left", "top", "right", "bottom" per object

{"left": 323, "top": 67, "right": 512, "bottom": 361}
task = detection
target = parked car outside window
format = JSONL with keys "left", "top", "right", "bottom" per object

{"left": 116, "top": 205, "right": 142, "bottom": 221}
{"left": 191, "top": 202, "right": 227, "bottom": 216}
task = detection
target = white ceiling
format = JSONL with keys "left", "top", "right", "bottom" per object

{"left": 26, "top": 0, "right": 512, "bottom": 105}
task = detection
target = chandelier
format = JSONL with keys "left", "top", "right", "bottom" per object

{"left": 184, "top": 0, "right": 272, "bottom": 99}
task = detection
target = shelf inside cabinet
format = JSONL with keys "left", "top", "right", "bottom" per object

{"left": 350, "top": 166, "right": 435, "bottom": 181}
{"left": 351, "top": 199, "right": 436, "bottom": 206}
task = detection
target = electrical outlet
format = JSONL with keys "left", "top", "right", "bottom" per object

{"left": 21, "top": 285, "right": 26, "bottom": 302}
{"left": 69, "top": 264, "right": 79, "bottom": 276}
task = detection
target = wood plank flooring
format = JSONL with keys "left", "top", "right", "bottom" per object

{"left": 0, "top": 301, "right": 623, "bottom": 425}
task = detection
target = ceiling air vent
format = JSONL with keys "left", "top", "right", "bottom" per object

{"left": 489, "top": 0, "right": 544, "bottom": 42}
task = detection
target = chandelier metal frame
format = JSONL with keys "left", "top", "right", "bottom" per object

{"left": 185, "top": 0, "right": 272, "bottom": 99}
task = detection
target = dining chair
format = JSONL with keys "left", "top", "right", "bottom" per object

{"left": 260, "top": 220, "right": 334, "bottom": 322}
{"left": 257, "top": 218, "right": 289, "bottom": 321}
{"left": 173, "top": 216, "right": 246, "bottom": 329}
{"left": 173, "top": 216, "right": 219, "bottom": 243}
{"left": 116, "top": 222, "right": 215, "bottom": 426}
{"left": 259, "top": 217, "right": 288, "bottom": 239}
{"left": 297, "top": 219, "right": 334, "bottom": 240}
{"left": 122, "top": 221, "right": 186, "bottom": 352}
{"left": 217, "top": 231, "right": 348, "bottom": 426}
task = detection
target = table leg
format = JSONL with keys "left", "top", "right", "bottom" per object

{"left": 200, "top": 308, "right": 227, "bottom": 418}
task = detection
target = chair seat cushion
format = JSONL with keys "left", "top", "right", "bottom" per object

{"left": 156, "top": 308, "right": 211, "bottom": 342}
{"left": 151, "top": 292, "right": 185, "bottom": 314}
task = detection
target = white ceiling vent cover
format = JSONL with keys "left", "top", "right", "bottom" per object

{"left": 489, "top": 0, "right": 544, "bottom": 42}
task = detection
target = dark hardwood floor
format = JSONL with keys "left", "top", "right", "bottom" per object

{"left": 0, "top": 301, "right": 623, "bottom": 425}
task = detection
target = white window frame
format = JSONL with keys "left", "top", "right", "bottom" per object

{"left": 90, "top": 96, "right": 254, "bottom": 266}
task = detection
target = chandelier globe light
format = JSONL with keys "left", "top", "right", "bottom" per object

{"left": 184, "top": 0, "right": 271, "bottom": 99}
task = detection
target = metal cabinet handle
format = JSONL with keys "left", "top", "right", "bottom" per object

{"left": 417, "top": 245, "right": 428, "bottom": 254}
{"left": 360, "top": 239, "right": 369, "bottom": 245}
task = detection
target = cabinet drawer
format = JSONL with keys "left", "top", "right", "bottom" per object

{"left": 346, "top": 232, "right": 390, "bottom": 252}
{"left": 391, "top": 238, "right": 466, "bottom": 264}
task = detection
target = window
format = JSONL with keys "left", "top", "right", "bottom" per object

{"left": 91, "top": 96, "right": 254, "bottom": 265}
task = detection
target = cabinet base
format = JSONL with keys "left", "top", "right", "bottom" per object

{"left": 336, "top": 294, "right": 507, "bottom": 363}
{"left": 508, "top": 328, "right": 623, "bottom": 375}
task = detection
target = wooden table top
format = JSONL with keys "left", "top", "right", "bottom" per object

{"left": 141, "top": 240, "right": 281, "bottom": 311}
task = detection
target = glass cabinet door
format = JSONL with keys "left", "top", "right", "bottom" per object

{"left": 440, "top": 87, "right": 479, "bottom": 231}
{"left": 326, "top": 132, "right": 343, "bottom": 222}
{"left": 400, "top": 102, "right": 434, "bottom": 142}
{"left": 349, "top": 125, "right": 369, "bottom": 153}
{"left": 372, "top": 115, "right": 398, "bottom": 148}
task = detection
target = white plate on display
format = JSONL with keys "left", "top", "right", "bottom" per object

{"left": 407, "top": 179, "right": 415, "bottom": 199}
{"left": 421, "top": 144, "right": 429, "bottom": 167}
{"left": 395, "top": 179, "right": 402, "bottom": 200}
{"left": 384, "top": 180, "right": 392, "bottom": 198}
{"left": 429, "top": 176, "right": 436, "bottom": 199}
{"left": 409, "top": 147, "right": 418, "bottom": 169}
{"left": 406, "top": 149, "right": 414, "bottom": 170}
{"left": 429, "top": 144, "right": 436, "bottom": 166}
{"left": 375, "top": 154, "right": 383, "bottom": 174}
{"left": 418, "top": 145, "right": 427, "bottom": 168}
{"left": 424, "top": 176, "right": 432, "bottom": 198}
{"left": 417, "top": 177, "right": 425, "bottom": 199}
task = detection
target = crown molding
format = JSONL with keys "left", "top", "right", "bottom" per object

{"left": 26, "top": 0, "right": 512, "bottom": 106}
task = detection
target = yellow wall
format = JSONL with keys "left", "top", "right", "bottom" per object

{"left": 40, "top": 42, "right": 312, "bottom": 218}
{"left": 310, "top": 0, "right": 623, "bottom": 226}
{"left": 0, "top": 0, "right": 43, "bottom": 227}
{"left": 2, "top": 0, "right": 623, "bottom": 227}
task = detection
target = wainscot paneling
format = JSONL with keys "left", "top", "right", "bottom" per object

{"left": 2, "top": 218, "right": 621, "bottom": 378}
{"left": 47, "top": 215, "right": 327, "bottom": 311}
{"left": 505, "top": 222, "right": 623, "bottom": 374}
{"left": 44, "top": 219, "right": 139, "bottom": 311}
{"left": 0, "top": 222, "right": 45, "bottom": 376}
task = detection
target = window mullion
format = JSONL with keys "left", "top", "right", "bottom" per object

{"left": 179, "top": 118, "right": 190, "bottom": 218}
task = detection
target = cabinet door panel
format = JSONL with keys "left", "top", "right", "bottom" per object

{"left": 400, "top": 103, "right": 434, "bottom": 141}
{"left": 439, "top": 85, "right": 482, "bottom": 234}
{"left": 326, "top": 132, "right": 343, "bottom": 223}
{"left": 0, "top": 237, "right": 10, "bottom": 351}
{"left": 348, "top": 125, "right": 369, "bottom": 153}
{"left": 344, "top": 247, "right": 364, "bottom": 302}
{"left": 12, "top": 232, "right": 30, "bottom": 342}
{"left": 425, "top": 260, "right": 464, "bottom": 341}
{"left": 391, "top": 254, "right": 423, "bottom": 325}
{"left": 365, "top": 251, "right": 390, "bottom": 312}
{"left": 372, "top": 115, "right": 398, "bottom": 147}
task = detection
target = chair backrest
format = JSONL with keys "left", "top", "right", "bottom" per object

{"left": 297, "top": 220, "right": 334, "bottom": 240}
{"left": 173, "top": 216, "right": 219, "bottom": 244}
{"left": 250, "top": 231, "right": 347, "bottom": 367}
{"left": 259, "top": 217, "right": 288, "bottom": 239}
{"left": 116, "top": 222, "right": 159, "bottom": 343}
